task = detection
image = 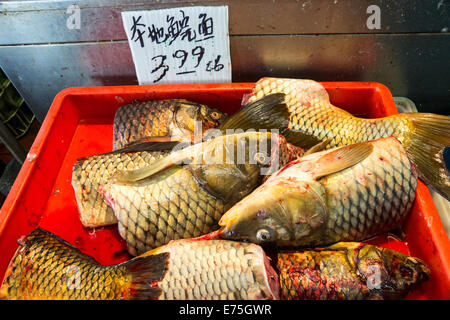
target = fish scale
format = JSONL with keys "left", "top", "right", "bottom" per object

{"left": 219, "top": 137, "right": 418, "bottom": 248}
{"left": 102, "top": 132, "right": 305, "bottom": 256}
{"left": 72, "top": 150, "right": 169, "bottom": 228}
{"left": 248, "top": 78, "right": 450, "bottom": 203}
{"left": 145, "top": 240, "right": 277, "bottom": 300}
{"left": 249, "top": 78, "right": 410, "bottom": 149}
{"left": 114, "top": 101, "right": 175, "bottom": 150}
{"left": 322, "top": 139, "right": 417, "bottom": 244}
{"left": 109, "top": 167, "right": 231, "bottom": 256}
{"left": 0, "top": 229, "right": 136, "bottom": 300}
{"left": 278, "top": 243, "right": 429, "bottom": 300}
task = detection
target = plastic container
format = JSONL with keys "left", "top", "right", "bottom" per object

{"left": 0, "top": 82, "right": 449, "bottom": 299}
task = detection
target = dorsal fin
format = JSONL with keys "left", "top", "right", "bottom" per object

{"left": 311, "top": 142, "right": 374, "bottom": 180}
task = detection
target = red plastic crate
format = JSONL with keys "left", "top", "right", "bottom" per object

{"left": 0, "top": 82, "right": 449, "bottom": 299}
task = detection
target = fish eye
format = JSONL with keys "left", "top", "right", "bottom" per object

{"left": 256, "top": 228, "right": 271, "bottom": 243}
{"left": 210, "top": 111, "right": 221, "bottom": 120}
{"left": 254, "top": 152, "right": 268, "bottom": 165}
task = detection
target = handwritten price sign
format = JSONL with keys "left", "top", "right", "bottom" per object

{"left": 122, "top": 6, "right": 231, "bottom": 85}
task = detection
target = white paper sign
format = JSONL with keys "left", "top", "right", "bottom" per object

{"left": 122, "top": 6, "right": 231, "bottom": 85}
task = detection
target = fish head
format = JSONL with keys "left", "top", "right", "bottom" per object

{"left": 198, "top": 104, "right": 228, "bottom": 129}
{"left": 189, "top": 131, "right": 286, "bottom": 203}
{"left": 218, "top": 177, "right": 327, "bottom": 246}
{"left": 174, "top": 100, "right": 227, "bottom": 136}
{"left": 352, "top": 244, "right": 430, "bottom": 299}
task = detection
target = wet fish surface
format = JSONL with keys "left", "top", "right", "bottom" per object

{"left": 0, "top": 228, "right": 278, "bottom": 300}
{"left": 100, "top": 131, "right": 305, "bottom": 256}
{"left": 0, "top": 228, "right": 169, "bottom": 300}
{"left": 278, "top": 242, "right": 430, "bottom": 300}
{"left": 245, "top": 77, "right": 450, "bottom": 201}
{"left": 219, "top": 137, "right": 418, "bottom": 247}
{"left": 142, "top": 238, "right": 279, "bottom": 300}
{"left": 72, "top": 147, "right": 170, "bottom": 228}
{"left": 113, "top": 99, "right": 227, "bottom": 149}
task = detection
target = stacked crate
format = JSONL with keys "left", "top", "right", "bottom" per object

{"left": 0, "top": 69, "right": 34, "bottom": 138}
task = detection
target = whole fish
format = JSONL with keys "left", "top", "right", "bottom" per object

{"left": 113, "top": 99, "right": 227, "bottom": 149}
{"left": 278, "top": 242, "right": 430, "bottom": 300}
{"left": 219, "top": 137, "right": 418, "bottom": 247}
{"left": 72, "top": 144, "right": 173, "bottom": 228}
{"left": 0, "top": 228, "right": 279, "bottom": 300}
{"left": 245, "top": 77, "right": 450, "bottom": 201}
{"left": 0, "top": 227, "right": 170, "bottom": 300}
{"left": 100, "top": 130, "right": 305, "bottom": 256}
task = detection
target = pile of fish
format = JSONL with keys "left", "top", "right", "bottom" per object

{"left": 2, "top": 77, "right": 449, "bottom": 300}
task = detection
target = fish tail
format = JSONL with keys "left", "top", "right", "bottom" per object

{"left": 122, "top": 252, "right": 170, "bottom": 300}
{"left": 403, "top": 113, "right": 450, "bottom": 201}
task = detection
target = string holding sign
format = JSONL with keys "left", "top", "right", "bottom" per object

{"left": 122, "top": 6, "right": 231, "bottom": 85}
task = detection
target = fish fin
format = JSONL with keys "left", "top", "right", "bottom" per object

{"left": 219, "top": 93, "right": 288, "bottom": 131}
{"left": 403, "top": 113, "right": 450, "bottom": 201}
{"left": 303, "top": 139, "right": 331, "bottom": 156}
{"left": 218, "top": 92, "right": 322, "bottom": 147}
{"left": 109, "top": 140, "right": 188, "bottom": 154}
{"left": 319, "top": 242, "right": 364, "bottom": 251}
{"left": 186, "top": 165, "right": 226, "bottom": 201}
{"left": 124, "top": 252, "right": 170, "bottom": 300}
{"left": 112, "top": 143, "right": 193, "bottom": 183}
{"left": 281, "top": 131, "right": 323, "bottom": 150}
{"left": 312, "top": 142, "right": 374, "bottom": 180}
{"left": 75, "top": 140, "right": 184, "bottom": 162}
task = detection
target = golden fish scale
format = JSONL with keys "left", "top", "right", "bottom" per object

{"left": 250, "top": 78, "right": 411, "bottom": 148}
{"left": 110, "top": 167, "right": 231, "bottom": 256}
{"left": 322, "top": 138, "right": 417, "bottom": 244}
{"left": 152, "top": 240, "right": 271, "bottom": 300}
{"left": 278, "top": 251, "right": 374, "bottom": 300}
{"left": 113, "top": 101, "right": 177, "bottom": 149}
{"left": 0, "top": 231, "right": 132, "bottom": 300}
{"left": 72, "top": 150, "right": 168, "bottom": 227}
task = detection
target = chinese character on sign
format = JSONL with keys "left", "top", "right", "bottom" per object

{"left": 122, "top": 6, "right": 231, "bottom": 84}
{"left": 130, "top": 16, "right": 146, "bottom": 48}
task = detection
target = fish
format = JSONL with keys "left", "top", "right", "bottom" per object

{"left": 113, "top": 99, "right": 227, "bottom": 150}
{"left": 99, "top": 130, "right": 305, "bottom": 256}
{"left": 244, "top": 77, "right": 450, "bottom": 201}
{"left": 219, "top": 137, "right": 418, "bottom": 247}
{"left": 72, "top": 143, "right": 177, "bottom": 228}
{"left": 74, "top": 93, "right": 298, "bottom": 229}
{"left": 0, "top": 228, "right": 279, "bottom": 300}
{"left": 278, "top": 242, "right": 430, "bottom": 300}
{"left": 0, "top": 227, "right": 170, "bottom": 300}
